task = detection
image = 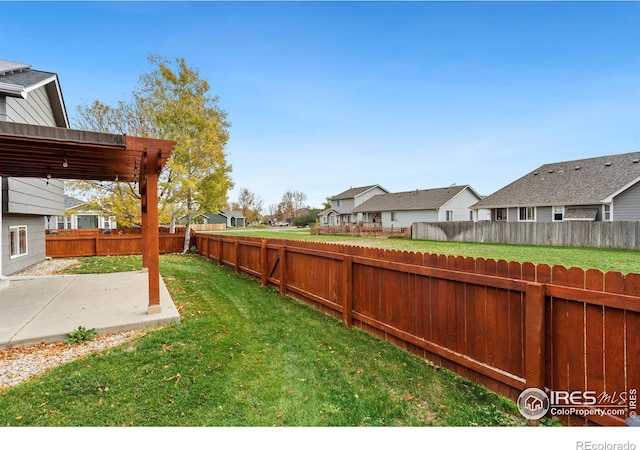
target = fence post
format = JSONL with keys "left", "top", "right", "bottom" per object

{"left": 524, "top": 282, "right": 546, "bottom": 390}
{"left": 234, "top": 238, "right": 240, "bottom": 273}
{"left": 218, "top": 236, "right": 223, "bottom": 266}
{"left": 279, "top": 245, "right": 287, "bottom": 296}
{"left": 261, "top": 239, "right": 268, "bottom": 286}
{"left": 343, "top": 255, "right": 353, "bottom": 328}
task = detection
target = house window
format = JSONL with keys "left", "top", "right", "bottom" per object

{"left": 495, "top": 208, "right": 507, "bottom": 221}
{"left": 336, "top": 200, "right": 341, "bottom": 207}
{"left": 390, "top": 212, "right": 397, "bottom": 221}
{"left": 553, "top": 206, "right": 564, "bottom": 222}
{"left": 9, "top": 225, "right": 28, "bottom": 258}
{"left": 446, "top": 210, "right": 454, "bottom": 221}
{"left": 519, "top": 207, "right": 535, "bottom": 222}
{"left": 604, "top": 204, "right": 611, "bottom": 221}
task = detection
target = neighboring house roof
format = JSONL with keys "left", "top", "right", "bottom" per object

{"left": 64, "top": 195, "right": 87, "bottom": 210}
{"left": 472, "top": 151, "right": 640, "bottom": 209}
{"left": 318, "top": 208, "right": 339, "bottom": 217}
{"left": 220, "top": 210, "right": 245, "bottom": 219}
{"left": 353, "top": 185, "right": 476, "bottom": 212}
{"left": 330, "top": 184, "right": 388, "bottom": 201}
{"left": 0, "top": 59, "right": 69, "bottom": 127}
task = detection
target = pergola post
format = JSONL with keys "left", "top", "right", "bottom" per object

{"left": 144, "top": 150, "right": 161, "bottom": 314}
{"left": 140, "top": 179, "right": 149, "bottom": 272}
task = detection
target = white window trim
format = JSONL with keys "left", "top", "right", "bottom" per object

{"left": 9, "top": 225, "right": 28, "bottom": 258}
{"left": 603, "top": 204, "right": 612, "bottom": 221}
{"left": 445, "top": 210, "right": 454, "bottom": 221}
{"left": 518, "top": 207, "right": 536, "bottom": 222}
{"left": 552, "top": 206, "right": 565, "bottom": 222}
{"left": 494, "top": 208, "right": 508, "bottom": 222}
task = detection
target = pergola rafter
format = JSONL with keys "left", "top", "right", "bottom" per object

{"left": 0, "top": 121, "right": 175, "bottom": 313}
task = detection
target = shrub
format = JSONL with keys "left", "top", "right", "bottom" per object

{"left": 65, "top": 326, "right": 98, "bottom": 345}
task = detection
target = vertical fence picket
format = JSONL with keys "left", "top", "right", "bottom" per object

{"left": 566, "top": 267, "right": 588, "bottom": 426}
{"left": 525, "top": 282, "right": 546, "bottom": 390}
{"left": 603, "top": 272, "right": 627, "bottom": 406}
{"left": 550, "top": 265, "right": 569, "bottom": 395}
{"left": 584, "top": 268, "right": 606, "bottom": 414}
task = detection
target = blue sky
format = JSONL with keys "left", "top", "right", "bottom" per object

{"left": 2, "top": 1, "right": 639, "bottom": 211}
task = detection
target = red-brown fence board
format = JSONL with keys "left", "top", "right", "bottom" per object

{"left": 46, "top": 233, "right": 185, "bottom": 258}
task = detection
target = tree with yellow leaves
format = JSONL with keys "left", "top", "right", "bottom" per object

{"left": 72, "top": 55, "right": 233, "bottom": 251}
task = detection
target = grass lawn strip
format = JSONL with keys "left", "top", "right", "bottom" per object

{"left": 216, "top": 229, "right": 640, "bottom": 274}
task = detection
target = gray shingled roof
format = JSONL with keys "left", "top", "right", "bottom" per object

{"left": 64, "top": 195, "right": 87, "bottom": 210}
{"left": 330, "top": 184, "right": 387, "bottom": 200}
{"left": 472, "top": 151, "right": 640, "bottom": 209}
{"left": 0, "top": 68, "right": 58, "bottom": 96}
{"left": 353, "top": 185, "right": 470, "bottom": 212}
{"left": 222, "top": 210, "right": 245, "bottom": 219}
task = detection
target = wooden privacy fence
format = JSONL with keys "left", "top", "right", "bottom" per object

{"left": 46, "top": 233, "right": 188, "bottom": 258}
{"left": 195, "top": 233, "right": 640, "bottom": 426}
{"left": 174, "top": 224, "right": 226, "bottom": 232}
{"left": 311, "top": 224, "right": 411, "bottom": 238}
{"left": 413, "top": 221, "right": 640, "bottom": 250}
{"left": 49, "top": 227, "right": 182, "bottom": 236}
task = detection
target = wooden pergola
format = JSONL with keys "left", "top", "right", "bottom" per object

{"left": 0, "top": 122, "right": 175, "bottom": 314}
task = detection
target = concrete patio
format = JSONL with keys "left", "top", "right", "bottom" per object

{"left": 0, "top": 271, "right": 180, "bottom": 349}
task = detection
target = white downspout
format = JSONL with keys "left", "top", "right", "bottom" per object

{"left": 0, "top": 175, "right": 8, "bottom": 290}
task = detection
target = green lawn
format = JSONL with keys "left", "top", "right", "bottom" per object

{"left": 215, "top": 229, "right": 640, "bottom": 274}
{"left": 0, "top": 254, "right": 526, "bottom": 427}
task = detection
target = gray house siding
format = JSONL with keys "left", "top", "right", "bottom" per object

{"left": 1, "top": 67, "right": 67, "bottom": 276}
{"left": 0, "top": 95, "right": 7, "bottom": 121}
{"left": 438, "top": 188, "right": 478, "bottom": 222}
{"left": 6, "top": 177, "right": 64, "bottom": 216}
{"left": 5, "top": 85, "right": 57, "bottom": 126}
{"left": 613, "top": 181, "right": 640, "bottom": 221}
{"left": 204, "top": 214, "right": 227, "bottom": 225}
{"left": 386, "top": 210, "right": 437, "bottom": 228}
{"left": 2, "top": 214, "right": 46, "bottom": 275}
{"left": 536, "top": 206, "right": 552, "bottom": 223}
{"left": 338, "top": 199, "right": 356, "bottom": 213}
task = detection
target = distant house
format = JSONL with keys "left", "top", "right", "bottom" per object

{"left": 471, "top": 151, "right": 640, "bottom": 222}
{"left": 318, "top": 184, "right": 389, "bottom": 226}
{"left": 215, "top": 210, "right": 246, "bottom": 228}
{"left": 0, "top": 59, "right": 67, "bottom": 275}
{"left": 181, "top": 210, "right": 246, "bottom": 228}
{"left": 353, "top": 185, "right": 482, "bottom": 229}
{"left": 56, "top": 196, "right": 116, "bottom": 230}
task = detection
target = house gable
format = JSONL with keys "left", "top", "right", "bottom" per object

{"left": 0, "top": 60, "right": 68, "bottom": 128}
{"left": 328, "top": 184, "right": 389, "bottom": 219}
{"left": 330, "top": 184, "right": 389, "bottom": 201}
